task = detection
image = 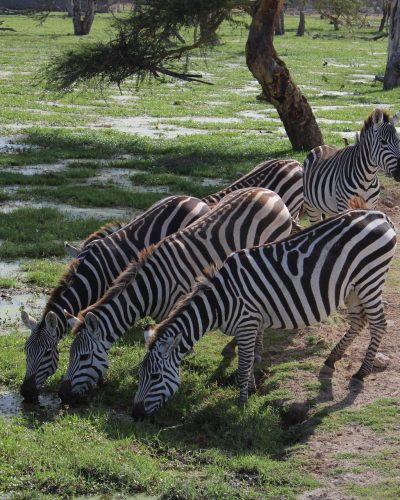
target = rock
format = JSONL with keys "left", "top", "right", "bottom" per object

{"left": 373, "top": 353, "right": 390, "bottom": 369}
{"left": 381, "top": 197, "right": 394, "bottom": 208}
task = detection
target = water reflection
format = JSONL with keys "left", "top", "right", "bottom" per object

{"left": 0, "top": 388, "right": 61, "bottom": 419}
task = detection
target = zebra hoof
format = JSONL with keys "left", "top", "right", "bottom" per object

{"left": 254, "top": 354, "right": 262, "bottom": 364}
{"left": 319, "top": 364, "right": 334, "bottom": 378}
{"left": 348, "top": 376, "right": 364, "bottom": 392}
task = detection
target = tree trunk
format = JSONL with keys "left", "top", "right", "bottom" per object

{"left": 275, "top": 6, "right": 285, "bottom": 35}
{"left": 296, "top": 9, "right": 305, "bottom": 36}
{"left": 379, "top": 0, "right": 389, "bottom": 32}
{"left": 246, "top": 0, "right": 323, "bottom": 150}
{"left": 72, "top": 0, "right": 97, "bottom": 36}
{"left": 384, "top": 0, "right": 400, "bottom": 90}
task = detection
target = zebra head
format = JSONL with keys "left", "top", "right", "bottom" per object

{"left": 20, "top": 310, "right": 60, "bottom": 401}
{"left": 58, "top": 312, "right": 108, "bottom": 404}
{"left": 132, "top": 332, "right": 182, "bottom": 420}
{"left": 361, "top": 109, "right": 400, "bottom": 181}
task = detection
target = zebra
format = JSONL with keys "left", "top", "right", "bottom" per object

{"left": 303, "top": 108, "right": 400, "bottom": 224}
{"left": 64, "top": 221, "right": 124, "bottom": 258}
{"left": 203, "top": 158, "right": 303, "bottom": 221}
{"left": 132, "top": 208, "right": 396, "bottom": 419}
{"left": 57, "top": 187, "right": 293, "bottom": 403}
{"left": 20, "top": 195, "right": 209, "bottom": 401}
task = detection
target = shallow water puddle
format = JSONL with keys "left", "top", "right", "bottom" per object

{"left": 0, "top": 291, "right": 47, "bottom": 333}
{"left": 0, "top": 388, "right": 61, "bottom": 419}
{"left": 0, "top": 200, "right": 133, "bottom": 220}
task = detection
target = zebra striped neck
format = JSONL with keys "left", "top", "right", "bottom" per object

{"left": 349, "top": 140, "right": 380, "bottom": 183}
{"left": 151, "top": 283, "right": 222, "bottom": 362}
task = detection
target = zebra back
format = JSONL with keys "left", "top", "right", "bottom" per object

{"left": 203, "top": 159, "right": 303, "bottom": 219}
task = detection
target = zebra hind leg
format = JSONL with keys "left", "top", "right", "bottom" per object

{"left": 221, "top": 337, "right": 237, "bottom": 357}
{"left": 254, "top": 329, "right": 263, "bottom": 364}
{"left": 351, "top": 301, "right": 387, "bottom": 387}
{"left": 324, "top": 293, "right": 367, "bottom": 372}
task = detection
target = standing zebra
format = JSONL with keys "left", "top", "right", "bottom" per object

{"left": 132, "top": 209, "right": 396, "bottom": 419}
{"left": 20, "top": 195, "right": 209, "bottom": 401}
{"left": 203, "top": 158, "right": 303, "bottom": 220}
{"left": 58, "top": 188, "right": 293, "bottom": 403}
{"left": 304, "top": 109, "right": 400, "bottom": 224}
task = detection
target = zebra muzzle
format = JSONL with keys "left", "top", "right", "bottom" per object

{"left": 132, "top": 401, "right": 148, "bottom": 421}
{"left": 20, "top": 375, "right": 39, "bottom": 402}
{"left": 58, "top": 380, "right": 75, "bottom": 404}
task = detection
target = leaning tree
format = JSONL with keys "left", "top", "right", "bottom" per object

{"left": 384, "top": 0, "right": 400, "bottom": 90}
{"left": 44, "top": 0, "right": 323, "bottom": 150}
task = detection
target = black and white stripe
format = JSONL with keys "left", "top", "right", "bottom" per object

{"left": 133, "top": 209, "right": 396, "bottom": 418}
{"left": 20, "top": 195, "right": 209, "bottom": 400}
{"left": 204, "top": 158, "right": 303, "bottom": 220}
{"left": 304, "top": 109, "right": 400, "bottom": 224}
{"left": 58, "top": 187, "right": 293, "bottom": 402}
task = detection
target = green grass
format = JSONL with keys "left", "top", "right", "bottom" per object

{"left": 20, "top": 260, "right": 66, "bottom": 288}
{"left": 0, "top": 208, "right": 109, "bottom": 259}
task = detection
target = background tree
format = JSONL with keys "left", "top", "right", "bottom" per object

{"left": 43, "top": 0, "right": 323, "bottom": 150}
{"left": 295, "top": 0, "right": 306, "bottom": 36}
{"left": 315, "top": 0, "right": 364, "bottom": 30}
{"left": 384, "top": 0, "right": 400, "bottom": 89}
{"left": 379, "top": 0, "right": 390, "bottom": 32}
{"left": 71, "top": 0, "right": 97, "bottom": 35}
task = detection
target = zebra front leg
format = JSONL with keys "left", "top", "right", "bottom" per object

{"left": 236, "top": 331, "right": 257, "bottom": 404}
{"left": 324, "top": 294, "right": 367, "bottom": 372}
{"left": 304, "top": 203, "right": 323, "bottom": 225}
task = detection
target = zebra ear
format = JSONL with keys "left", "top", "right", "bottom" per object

{"left": 85, "top": 312, "right": 100, "bottom": 339}
{"left": 158, "top": 333, "right": 182, "bottom": 358}
{"left": 45, "top": 311, "right": 58, "bottom": 336}
{"left": 390, "top": 111, "right": 400, "bottom": 126}
{"left": 64, "top": 310, "right": 81, "bottom": 330}
{"left": 21, "top": 310, "right": 37, "bottom": 331}
{"left": 371, "top": 109, "right": 384, "bottom": 128}
{"left": 64, "top": 241, "right": 79, "bottom": 258}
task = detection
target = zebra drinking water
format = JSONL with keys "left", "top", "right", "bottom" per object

{"left": 303, "top": 109, "right": 400, "bottom": 224}
{"left": 58, "top": 188, "right": 293, "bottom": 403}
{"left": 132, "top": 209, "right": 396, "bottom": 419}
{"left": 20, "top": 195, "right": 209, "bottom": 401}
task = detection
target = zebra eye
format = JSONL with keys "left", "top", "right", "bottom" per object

{"left": 80, "top": 354, "right": 90, "bottom": 361}
{"left": 150, "top": 373, "right": 161, "bottom": 381}
{"left": 381, "top": 139, "right": 388, "bottom": 145}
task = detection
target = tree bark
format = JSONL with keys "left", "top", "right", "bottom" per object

{"left": 72, "top": 0, "right": 97, "bottom": 36}
{"left": 246, "top": 0, "right": 323, "bottom": 150}
{"left": 275, "top": 6, "right": 285, "bottom": 35}
{"left": 379, "top": 0, "right": 389, "bottom": 32}
{"left": 296, "top": 9, "right": 305, "bottom": 36}
{"left": 384, "top": 0, "right": 400, "bottom": 90}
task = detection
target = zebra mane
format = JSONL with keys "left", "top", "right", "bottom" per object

{"left": 348, "top": 196, "right": 368, "bottom": 210}
{"left": 362, "top": 109, "right": 390, "bottom": 131}
{"left": 82, "top": 242, "right": 160, "bottom": 314}
{"left": 81, "top": 221, "right": 123, "bottom": 247}
{"left": 147, "top": 273, "right": 215, "bottom": 349}
{"left": 43, "top": 258, "right": 81, "bottom": 317}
